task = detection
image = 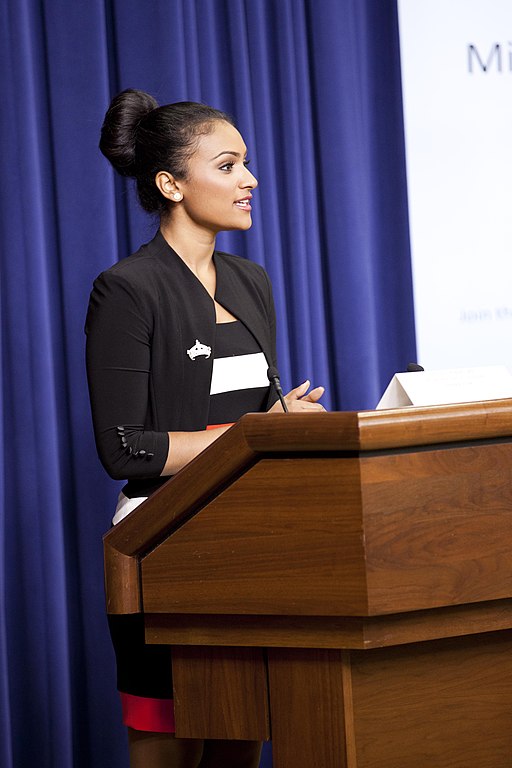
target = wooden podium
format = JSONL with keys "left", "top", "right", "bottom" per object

{"left": 104, "top": 401, "right": 512, "bottom": 768}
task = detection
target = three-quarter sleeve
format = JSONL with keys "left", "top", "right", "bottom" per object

{"left": 85, "top": 270, "right": 169, "bottom": 481}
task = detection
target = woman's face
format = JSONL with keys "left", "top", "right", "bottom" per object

{"left": 176, "top": 120, "right": 258, "bottom": 234}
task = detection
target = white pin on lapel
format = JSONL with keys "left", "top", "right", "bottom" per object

{"left": 187, "top": 339, "right": 212, "bottom": 360}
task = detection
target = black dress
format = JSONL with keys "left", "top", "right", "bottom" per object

{"left": 108, "top": 319, "right": 271, "bottom": 732}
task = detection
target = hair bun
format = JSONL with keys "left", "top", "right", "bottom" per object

{"left": 99, "top": 89, "right": 158, "bottom": 177}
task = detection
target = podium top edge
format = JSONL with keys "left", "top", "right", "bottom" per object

{"left": 237, "top": 398, "right": 512, "bottom": 452}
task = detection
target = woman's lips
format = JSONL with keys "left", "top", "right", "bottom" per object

{"left": 234, "top": 197, "right": 252, "bottom": 211}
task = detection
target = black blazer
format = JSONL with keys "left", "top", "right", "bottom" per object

{"left": 86, "top": 230, "right": 278, "bottom": 496}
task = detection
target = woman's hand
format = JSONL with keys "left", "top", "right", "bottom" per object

{"left": 269, "top": 380, "right": 325, "bottom": 413}
{"left": 161, "top": 381, "right": 325, "bottom": 476}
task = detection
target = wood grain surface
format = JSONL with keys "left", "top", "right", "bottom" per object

{"left": 361, "top": 442, "right": 512, "bottom": 613}
{"left": 172, "top": 645, "right": 269, "bottom": 741}
{"left": 144, "top": 599, "right": 512, "bottom": 650}
{"left": 267, "top": 647, "right": 347, "bottom": 768}
{"left": 141, "top": 457, "right": 369, "bottom": 615}
{"left": 141, "top": 441, "right": 512, "bottom": 618}
{"left": 347, "top": 630, "right": 512, "bottom": 767}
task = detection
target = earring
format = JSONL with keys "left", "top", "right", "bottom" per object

{"left": 173, "top": 192, "right": 182, "bottom": 201}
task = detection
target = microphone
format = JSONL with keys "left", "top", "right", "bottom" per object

{"left": 267, "top": 366, "right": 289, "bottom": 413}
{"left": 407, "top": 362, "right": 424, "bottom": 372}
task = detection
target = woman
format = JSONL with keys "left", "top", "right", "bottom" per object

{"left": 86, "top": 89, "right": 324, "bottom": 768}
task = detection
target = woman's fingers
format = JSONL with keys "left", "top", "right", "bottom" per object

{"left": 283, "top": 381, "right": 326, "bottom": 411}
{"left": 301, "top": 386, "right": 325, "bottom": 403}
{"left": 286, "top": 380, "right": 311, "bottom": 399}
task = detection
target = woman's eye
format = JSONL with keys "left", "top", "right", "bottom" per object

{"left": 243, "top": 159, "right": 251, "bottom": 167}
{"left": 219, "top": 162, "right": 235, "bottom": 172}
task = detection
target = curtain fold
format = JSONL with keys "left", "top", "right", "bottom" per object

{"left": 0, "top": 2, "right": 415, "bottom": 766}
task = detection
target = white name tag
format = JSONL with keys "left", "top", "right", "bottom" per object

{"left": 376, "top": 365, "right": 512, "bottom": 410}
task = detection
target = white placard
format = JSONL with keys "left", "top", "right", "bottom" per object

{"left": 376, "top": 365, "right": 512, "bottom": 409}
{"left": 398, "top": 0, "right": 512, "bottom": 370}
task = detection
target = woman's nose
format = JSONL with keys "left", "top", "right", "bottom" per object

{"left": 243, "top": 166, "right": 258, "bottom": 189}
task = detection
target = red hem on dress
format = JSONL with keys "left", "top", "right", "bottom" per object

{"left": 120, "top": 692, "right": 176, "bottom": 733}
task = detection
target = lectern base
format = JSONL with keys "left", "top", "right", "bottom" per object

{"left": 173, "top": 630, "right": 512, "bottom": 768}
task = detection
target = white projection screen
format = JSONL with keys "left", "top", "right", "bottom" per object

{"left": 397, "top": 0, "right": 512, "bottom": 370}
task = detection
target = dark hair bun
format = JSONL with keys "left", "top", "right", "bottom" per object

{"left": 99, "top": 89, "right": 158, "bottom": 177}
{"left": 99, "top": 89, "right": 235, "bottom": 215}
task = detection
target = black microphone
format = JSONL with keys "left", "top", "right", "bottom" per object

{"left": 406, "top": 362, "right": 424, "bottom": 372}
{"left": 267, "top": 366, "right": 289, "bottom": 413}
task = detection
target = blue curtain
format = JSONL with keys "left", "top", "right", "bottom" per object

{"left": 0, "top": 1, "right": 415, "bottom": 766}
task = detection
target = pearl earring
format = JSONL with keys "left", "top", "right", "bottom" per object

{"left": 173, "top": 192, "right": 182, "bottom": 201}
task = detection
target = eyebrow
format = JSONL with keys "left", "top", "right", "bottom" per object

{"left": 209, "top": 150, "right": 246, "bottom": 161}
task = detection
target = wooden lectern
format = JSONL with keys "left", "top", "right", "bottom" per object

{"left": 104, "top": 401, "right": 512, "bottom": 768}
